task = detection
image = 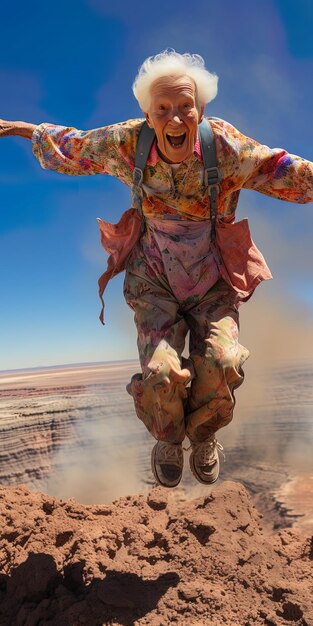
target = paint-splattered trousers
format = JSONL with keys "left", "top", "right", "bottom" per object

{"left": 124, "top": 222, "right": 250, "bottom": 444}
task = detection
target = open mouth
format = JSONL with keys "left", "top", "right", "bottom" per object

{"left": 166, "top": 132, "right": 186, "bottom": 148}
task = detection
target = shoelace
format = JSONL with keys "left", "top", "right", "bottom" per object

{"left": 158, "top": 443, "right": 183, "bottom": 466}
{"left": 184, "top": 439, "right": 225, "bottom": 463}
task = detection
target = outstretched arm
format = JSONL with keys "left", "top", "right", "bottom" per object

{"left": 0, "top": 117, "right": 143, "bottom": 185}
{"left": 0, "top": 119, "right": 36, "bottom": 140}
{"left": 212, "top": 118, "right": 313, "bottom": 205}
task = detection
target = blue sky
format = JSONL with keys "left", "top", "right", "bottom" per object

{"left": 0, "top": 0, "right": 312, "bottom": 370}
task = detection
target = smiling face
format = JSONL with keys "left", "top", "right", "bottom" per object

{"left": 144, "top": 75, "right": 204, "bottom": 164}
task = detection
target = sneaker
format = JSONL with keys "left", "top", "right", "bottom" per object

{"left": 189, "top": 436, "right": 223, "bottom": 484}
{"left": 151, "top": 441, "right": 184, "bottom": 488}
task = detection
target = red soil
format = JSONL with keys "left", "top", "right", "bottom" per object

{"left": 0, "top": 481, "right": 312, "bottom": 626}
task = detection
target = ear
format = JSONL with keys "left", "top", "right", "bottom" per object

{"left": 144, "top": 112, "right": 154, "bottom": 128}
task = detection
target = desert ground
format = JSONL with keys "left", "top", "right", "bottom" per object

{"left": 0, "top": 357, "right": 312, "bottom": 624}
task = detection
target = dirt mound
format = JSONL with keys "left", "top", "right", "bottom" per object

{"left": 0, "top": 481, "right": 312, "bottom": 626}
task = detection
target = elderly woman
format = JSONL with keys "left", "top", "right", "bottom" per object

{"left": 1, "top": 50, "right": 313, "bottom": 489}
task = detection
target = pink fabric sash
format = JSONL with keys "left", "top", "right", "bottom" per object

{"left": 97, "top": 208, "right": 142, "bottom": 324}
{"left": 214, "top": 215, "right": 273, "bottom": 298}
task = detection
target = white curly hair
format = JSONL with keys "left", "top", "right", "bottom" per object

{"left": 132, "top": 49, "right": 218, "bottom": 112}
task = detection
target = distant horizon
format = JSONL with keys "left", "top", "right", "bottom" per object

{"left": 0, "top": 358, "right": 139, "bottom": 377}
{"left": 1, "top": 353, "right": 313, "bottom": 378}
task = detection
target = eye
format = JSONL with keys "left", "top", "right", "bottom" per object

{"left": 158, "top": 104, "right": 166, "bottom": 111}
{"left": 183, "top": 103, "right": 192, "bottom": 109}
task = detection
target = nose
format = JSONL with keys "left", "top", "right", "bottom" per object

{"left": 170, "top": 112, "right": 182, "bottom": 125}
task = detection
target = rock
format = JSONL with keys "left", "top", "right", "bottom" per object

{"left": 147, "top": 487, "right": 168, "bottom": 510}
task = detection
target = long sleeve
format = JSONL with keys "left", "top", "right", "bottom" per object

{"left": 31, "top": 119, "right": 144, "bottom": 185}
{"left": 211, "top": 118, "right": 313, "bottom": 204}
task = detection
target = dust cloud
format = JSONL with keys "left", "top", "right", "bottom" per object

{"left": 42, "top": 403, "right": 148, "bottom": 504}
{"left": 222, "top": 286, "right": 313, "bottom": 469}
{"left": 36, "top": 287, "right": 313, "bottom": 506}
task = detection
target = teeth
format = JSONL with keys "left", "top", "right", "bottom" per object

{"left": 167, "top": 132, "right": 185, "bottom": 137}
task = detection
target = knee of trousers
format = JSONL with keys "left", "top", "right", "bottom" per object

{"left": 126, "top": 354, "right": 190, "bottom": 412}
{"left": 201, "top": 339, "right": 250, "bottom": 372}
{"left": 126, "top": 342, "right": 192, "bottom": 440}
{"left": 126, "top": 371, "right": 188, "bottom": 443}
{"left": 141, "top": 339, "right": 192, "bottom": 386}
{"left": 191, "top": 352, "right": 236, "bottom": 379}
{"left": 189, "top": 349, "right": 247, "bottom": 407}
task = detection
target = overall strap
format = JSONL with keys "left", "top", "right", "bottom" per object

{"left": 132, "top": 121, "right": 155, "bottom": 220}
{"left": 198, "top": 119, "right": 221, "bottom": 241}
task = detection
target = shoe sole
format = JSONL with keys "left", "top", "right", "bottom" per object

{"left": 189, "top": 452, "right": 220, "bottom": 485}
{"left": 151, "top": 443, "right": 183, "bottom": 488}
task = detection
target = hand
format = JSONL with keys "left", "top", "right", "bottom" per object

{"left": 0, "top": 119, "right": 18, "bottom": 137}
{"left": 0, "top": 119, "right": 37, "bottom": 139}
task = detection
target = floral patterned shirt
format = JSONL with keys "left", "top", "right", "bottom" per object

{"left": 32, "top": 117, "right": 313, "bottom": 221}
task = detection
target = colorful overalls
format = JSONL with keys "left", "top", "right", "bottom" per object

{"left": 32, "top": 117, "right": 313, "bottom": 443}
